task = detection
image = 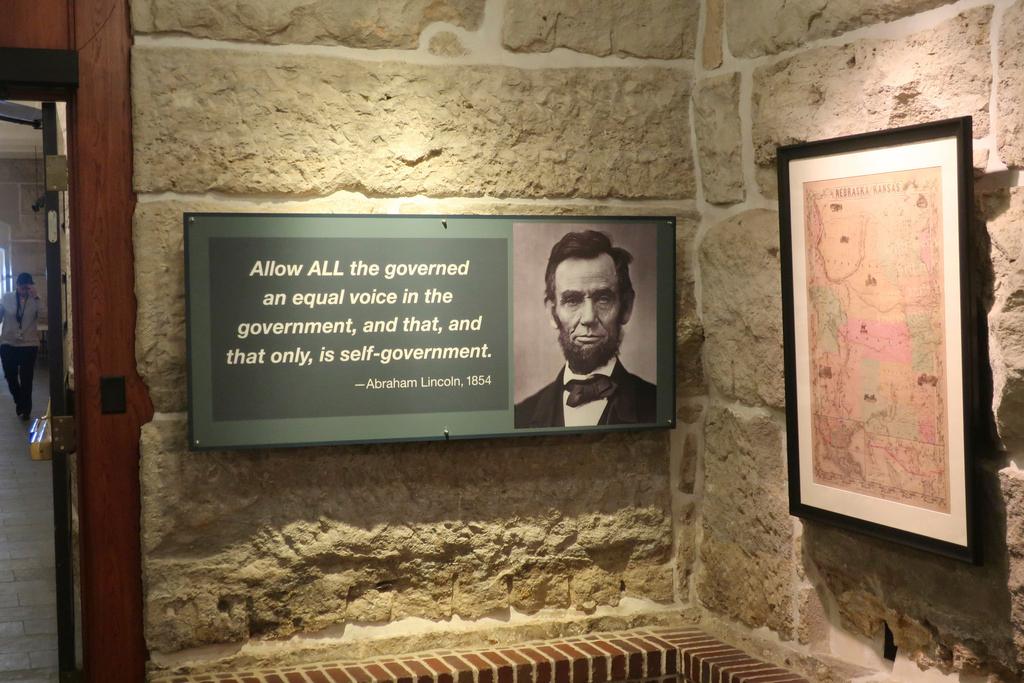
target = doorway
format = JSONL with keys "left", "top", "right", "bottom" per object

{"left": 0, "top": 99, "right": 78, "bottom": 682}
{"left": 1, "top": 14, "right": 151, "bottom": 679}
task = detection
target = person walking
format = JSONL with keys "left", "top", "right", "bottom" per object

{"left": 0, "top": 273, "right": 41, "bottom": 420}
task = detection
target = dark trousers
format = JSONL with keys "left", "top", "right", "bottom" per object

{"left": 0, "top": 344, "right": 37, "bottom": 416}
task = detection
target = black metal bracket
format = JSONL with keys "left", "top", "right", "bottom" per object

{"left": 51, "top": 416, "right": 76, "bottom": 455}
{"left": 59, "top": 669, "right": 82, "bottom": 683}
{"left": 0, "top": 48, "right": 78, "bottom": 89}
{"left": 0, "top": 100, "right": 42, "bottom": 128}
{"left": 100, "top": 376, "right": 127, "bottom": 414}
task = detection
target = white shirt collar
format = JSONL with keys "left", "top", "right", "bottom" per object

{"left": 563, "top": 357, "right": 618, "bottom": 384}
{"left": 561, "top": 358, "right": 617, "bottom": 427}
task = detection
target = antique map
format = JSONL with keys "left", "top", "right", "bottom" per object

{"left": 804, "top": 167, "right": 950, "bottom": 513}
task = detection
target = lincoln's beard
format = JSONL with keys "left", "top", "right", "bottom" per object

{"left": 557, "top": 321, "right": 623, "bottom": 375}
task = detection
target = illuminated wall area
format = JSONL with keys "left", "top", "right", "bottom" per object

{"left": 130, "top": 1, "right": 1024, "bottom": 680}
{"left": 0, "top": 158, "right": 46, "bottom": 310}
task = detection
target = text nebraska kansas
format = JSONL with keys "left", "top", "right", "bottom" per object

{"left": 362, "top": 375, "right": 464, "bottom": 390}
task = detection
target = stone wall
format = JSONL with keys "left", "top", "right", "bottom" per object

{"left": 130, "top": 1, "right": 702, "bottom": 678}
{"left": 130, "top": 0, "right": 1024, "bottom": 681}
{"left": 693, "top": 1, "right": 1024, "bottom": 681}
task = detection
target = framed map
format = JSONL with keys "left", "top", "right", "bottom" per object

{"left": 778, "top": 118, "right": 978, "bottom": 562}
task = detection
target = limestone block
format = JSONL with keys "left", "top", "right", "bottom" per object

{"left": 726, "top": 0, "right": 957, "bottom": 58}
{"left": 622, "top": 559, "right": 674, "bottom": 603}
{"left": 678, "top": 431, "right": 698, "bottom": 494}
{"left": 698, "top": 405, "right": 793, "bottom": 638}
{"left": 694, "top": 73, "right": 744, "bottom": 205}
{"left": 993, "top": 310, "right": 1024, "bottom": 450}
{"left": 510, "top": 565, "right": 571, "bottom": 613}
{"left": 699, "top": 209, "right": 784, "bottom": 408}
{"left": 676, "top": 314, "right": 706, "bottom": 402}
{"left": 752, "top": 8, "right": 992, "bottom": 191}
{"left": 985, "top": 188, "right": 1024, "bottom": 450}
{"left": 985, "top": 189, "right": 1024, "bottom": 303}
{"left": 1000, "top": 1, "right": 1024, "bottom": 169}
{"left": 130, "top": 0, "right": 485, "bottom": 49}
{"left": 135, "top": 200, "right": 699, "bottom": 414}
{"left": 452, "top": 573, "right": 508, "bottom": 618}
{"left": 143, "top": 561, "right": 253, "bottom": 648}
{"left": 974, "top": 149, "right": 991, "bottom": 176}
{"left": 1003, "top": 468, "right": 1024, "bottom": 670}
{"left": 429, "top": 31, "right": 468, "bottom": 57}
{"left": 676, "top": 219, "right": 705, "bottom": 397}
{"left": 702, "top": 0, "right": 723, "bottom": 70}
{"left": 502, "top": 0, "right": 698, "bottom": 59}
{"left": 755, "top": 166, "right": 779, "bottom": 201}
{"left": 141, "top": 417, "right": 675, "bottom": 652}
{"left": 132, "top": 47, "right": 695, "bottom": 200}
{"left": 796, "top": 585, "right": 829, "bottom": 648}
{"left": 677, "top": 402, "right": 703, "bottom": 425}
{"left": 135, "top": 204, "right": 186, "bottom": 414}
{"left": 130, "top": 207, "right": 205, "bottom": 413}
{"left": 675, "top": 503, "right": 696, "bottom": 595}
{"left": 567, "top": 565, "right": 620, "bottom": 612}
{"left": 804, "top": 499, "right": 1019, "bottom": 678}
{"left": 673, "top": 406, "right": 703, "bottom": 496}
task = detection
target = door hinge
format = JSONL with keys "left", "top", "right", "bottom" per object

{"left": 45, "top": 154, "right": 68, "bottom": 191}
{"left": 51, "top": 415, "right": 76, "bottom": 455}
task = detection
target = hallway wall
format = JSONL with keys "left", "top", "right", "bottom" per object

{"left": 690, "top": 2, "right": 1024, "bottom": 680}
{"left": 130, "top": 1, "right": 702, "bottom": 677}
{"left": 129, "top": 0, "right": 1024, "bottom": 681}
{"left": 0, "top": 158, "right": 46, "bottom": 313}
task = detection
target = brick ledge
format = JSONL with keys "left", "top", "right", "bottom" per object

{"left": 153, "top": 628, "right": 808, "bottom": 683}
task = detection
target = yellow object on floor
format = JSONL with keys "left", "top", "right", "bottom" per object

{"left": 29, "top": 402, "right": 51, "bottom": 461}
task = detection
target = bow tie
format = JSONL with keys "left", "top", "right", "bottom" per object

{"left": 564, "top": 375, "right": 616, "bottom": 408}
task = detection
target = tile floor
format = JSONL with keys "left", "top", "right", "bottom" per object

{"left": 0, "top": 365, "right": 57, "bottom": 683}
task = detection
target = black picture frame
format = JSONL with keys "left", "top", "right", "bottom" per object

{"left": 777, "top": 117, "right": 979, "bottom": 563}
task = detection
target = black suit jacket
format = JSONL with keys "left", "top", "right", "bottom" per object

{"left": 514, "top": 361, "right": 657, "bottom": 428}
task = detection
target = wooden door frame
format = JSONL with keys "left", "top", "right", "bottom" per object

{"left": 1, "top": 1, "right": 149, "bottom": 682}
{"left": 69, "top": 1, "right": 151, "bottom": 680}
